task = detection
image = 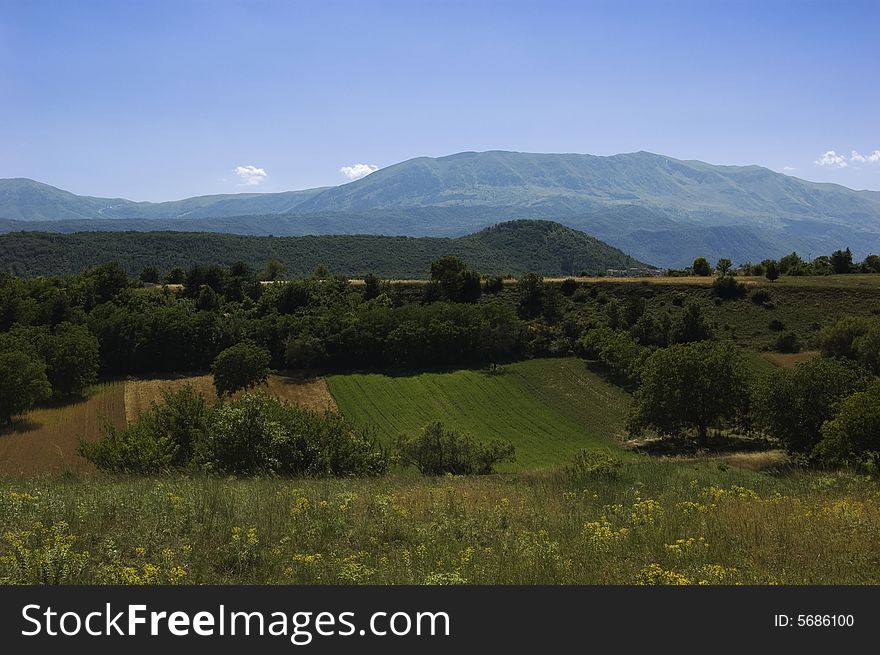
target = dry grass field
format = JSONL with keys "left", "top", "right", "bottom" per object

{"left": 124, "top": 373, "right": 336, "bottom": 422}
{"left": 0, "top": 374, "right": 336, "bottom": 475}
{"left": 0, "top": 382, "right": 126, "bottom": 475}
{"left": 759, "top": 351, "right": 820, "bottom": 369}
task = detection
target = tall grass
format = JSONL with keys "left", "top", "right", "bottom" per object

{"left": 2, "top": 458, "right": 879, "bottom": 584}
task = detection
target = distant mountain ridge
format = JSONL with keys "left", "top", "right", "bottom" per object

{"left": 0, "top": 219, "right": 647, "bottom": 278}
{"left": 3, "top": 150, "right": 879, "bottom": 267}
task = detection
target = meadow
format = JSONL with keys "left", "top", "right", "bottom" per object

{"left": 3, "top": 461, "right": 879, "bottom": 585}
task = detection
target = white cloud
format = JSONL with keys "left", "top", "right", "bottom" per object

{"left": 851, "top": 150, "right": 867, "bottom": 163}
{"left": 782, "top": 166, "right": 796, "bottom": 172}
{"left": 339, "top": 163, "right": 378, "bottom": 181}
{"left": 867, "top": 150, "right": 880, "bottom": 163}
{"left": 234, "top": 165, "right": 268, "bottom": 186}
{"left": 814, "top": 150, "right": 848, "bottom": 168}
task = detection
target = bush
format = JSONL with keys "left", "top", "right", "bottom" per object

{"left": 751, "top": 289, "right": 771, "bottom": 305}
{"left": 768, "top": 319, "right": 785, "bottom": 331}
{"left": 483, "top": 276, "right": 504, "bottom": 295}
{"left": 712, "top": 276, "right": 747, "bottom": 300}
{"left": 560, "top": 278, "right": 578, "bottom": 296}
{"left": 394, "top": 421, "right": 515, "bottom": 475}
{"left": 79, "top": 385, "right": 209, "bottom": 473}
{"left": 774, "top": 332, "right": 801, "bottom": 353}
{"left": 82, "top": 389, "right": 386, "bottom": 477}
{"left": 203, "top": 393, "right": 387, "bottom": 477}
{"left": 816, "top": 316, "right": 872, "bottom": 360}
{"left": 816, "top": 380, "right": 880, "bottom": 469}
{"left": 565, "top": 450, "right": 622, "bottom": 481}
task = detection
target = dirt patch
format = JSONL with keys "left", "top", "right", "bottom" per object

{"left": 760, "top": 351, "right": 819, "bottom": 369}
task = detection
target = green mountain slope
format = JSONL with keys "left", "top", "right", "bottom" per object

{"left": 0, "top": 219, "right": 648, "bottom": 278}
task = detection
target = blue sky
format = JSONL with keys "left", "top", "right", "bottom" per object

{"left": 1, "top": 0, "right": 878, "bottom": 200}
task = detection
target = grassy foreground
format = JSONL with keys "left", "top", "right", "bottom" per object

{"left": 3, "top": 460, "right": 880, "bottom": 585}
{"left": 328, "top": 358, "right": 632, "bottom": 470}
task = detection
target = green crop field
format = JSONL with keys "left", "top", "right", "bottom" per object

{"left": 327, "top": 358, "right": 632, "bottom": 470}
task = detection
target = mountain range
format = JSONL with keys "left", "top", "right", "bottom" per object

{"left": 2, "top": 150, "right": 879, "bottom": 267}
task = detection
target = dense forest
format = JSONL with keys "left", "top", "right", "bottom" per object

{"left": 0, "top": 219, "right": 647, "bottom": 278}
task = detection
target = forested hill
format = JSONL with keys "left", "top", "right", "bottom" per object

{"left": 0, "top": 220, "right": 649, "bottom": 278}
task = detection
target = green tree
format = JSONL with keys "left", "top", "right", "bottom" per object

{"left": 483, "top": 276, "right": 504, "bottom": 295}
{"left": 479, "top": 304, "right": 521, "bottom": 370}
{"left": 263, "top": 259, "right": 288, "bottom": 281}
{"left": 692, "top": 257, "right": 711, "bottom": 276}
{"left": 764, "top": 260, "right": 780, "bottom": 282}
{"left": 816, "top": 316, "right": 871, "bottom": 360}
{"left": 211, "top": 342, "right": 271, "bottom": 397}
{"left": 752, "top": 357, "right": 870, "bottom": 456}
{"left": 285, "top": 334, "right": 325, "bottom": 369}
{"left": 164, "top": 267, "right": 186, "bottom": 284}
{"left": 139, "top": 266, "right": 160, "bottom": 284}
{"left": 35, "top": 323, "right": 100, "bottom": 397}
{"left": 0, "top": 351, "right": 51, "bottom": 424}
{"left": 715, "top": 258, "right": 732, "bottom": 277}
{"left": 816, "top": 380, "right": 880, "bottom": 470}
{"left": 430, "top": 256, "right": 481, "bottom": 303}
{"left": 363, "top": 273, "right": 381, "bottom": 300}
{"left": 516, "top": 272, "right": 545, "bottom": 319}
{"left": 670, "top": 301, "right": 712, "bottom": 343}
{"left": 830, "top": 248, "right": 853, "bottom": 274}
{"left": 628, "top": 341, "right": 749, "bottom": 447}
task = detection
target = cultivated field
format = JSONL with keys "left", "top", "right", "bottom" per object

{"left": 328, "top": 358, "right": 632, "bottom": 470}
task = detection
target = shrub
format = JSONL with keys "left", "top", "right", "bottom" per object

{"left": 816, "top": 316, "right": 872, "bottom": 360}
{"left": 816, "top": 380, "right": 880, "bottom": 470}
{"left": 394, "top": 421, "right": 515, "bottom": 475}
{"left": 79, "top": 385, "right": 209, "bottom": 473}
{"left": 712, "top": 275, "right": 747, "bottom": 300}
{"left": 560, "top": 278, "right": 578, "bottom": 296}
{"left": 751, "top": 289, "right": 771, "bottom": 305}
{"left": 483, "top": 276, "right": 504, "bottom": 295}
{"left": 774, "top": 332, "right": 801, "bottom": 353}
{"left": 203, "top": 393, "right": 387, "bottom": 477}
{"left": 81, "top": 388, "right": 385, "bottom": 477}
{"left": 768, "top": 319, "right": 785, "bottom": 331}
{"left": 565, "top": 450, "right": 622, "bottom": 481}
